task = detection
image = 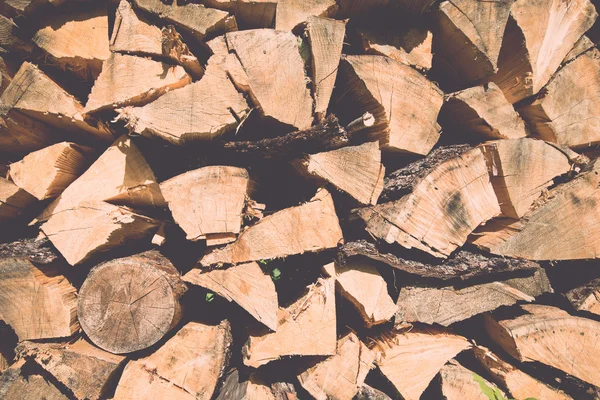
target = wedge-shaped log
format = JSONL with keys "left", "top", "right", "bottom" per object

{"left": 78, "top": 250, "right": 187, "bottom": 354}
{"left": 471, "top": 159, "right": 600, "bottom": 260}
{"left": 338, "top": 55, "right": 444, "bottom": 155}
{"left": 323, "top": 260, "right": 395, "bottom": 327}
{"left": 183, "top": 262, "right": 278, "bottom": 331}
{"left": 485, "top": 304, "right": 600, "bottom": 387}
{"left": 293, "top": 141, "right": 384, "bottom": 205}
{"left": 356, "top": 147, "right": 500, "bottom": 258}
{"left": 276, "top": 0, "right": 337, "bottom": 31}
{"left": 0, "top": 359, "right": 68, "bottom": 400}
{"left": 216, "top": 369, "right": 275, "bottom": 400}
{"left": 373, "top": 328, "right": 471, "bottom": 400}
{"left": 493, "top": 0, "right": 597, "bottom": 103}
{"left": 203, "top": 0, "right": 277, "bottom": 28}
{"left": 0, "top": 178, "right": 36, "bottom": 222}
{"left": 201, "top": 188, "right": 343, "bottom": 266}
{"left": 566, "top": 277, "right": 600, "bottom": 316}
{"left": 298, "top": 332, "right": 374, "bottom": 400}
{"left": 17, "top": 340, "right": 126, "bottom": 400}
{"left": 160, "top": 166, "right": 251, "bottom": 245}
{"left": 84, "top": 53, "right": 191, "bottom": 114}
{"left": 243, "top": 277, "right": 336, "bottom": 368}
{"left": 439, "top": 360, "right": 507, "bottom": 400}
{"left": 396, "top": 267, "right": 552, "bottom": 326}
{"left": 9, "top": 142, "right": 94, "bottom": 200}
{"left": 439, "top": 83, "right": 526, "bottom": 140}
{"left": 0, "top": 258, "right": 77, "bottom": 341}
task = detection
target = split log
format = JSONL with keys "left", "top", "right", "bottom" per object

{"left": 438, "top": 83, "right": 527, "bottom": 140}
{"left": 307, "top": 16, "right": 346, "bottom": 120}
{"left": 354, "top": 384, "right": 392, "bottom": 400}
{"left": 242, "top": 277, "right": 336, "bottom": 368}
{"left": 216, "top": 369, "right": 275, "bottom": 400}
{"left": 297, "top": 332, "right": 374, "bottom": 400}
{"left": 395, "top": 267, "right": 552, "bottom": 326}
{"left": 492, "top": 0, "right": 597, "bottom": 103}
{"left": 9, "top": 142, "right": 95, "bottom": 201}
{"left": 563, "top": 35, "right": 594, "bottom": 64}
{"left": 0, "top": 110, "right": 59, "bottom": 154}
{"left": 0, "top": 359, "right": 69, "bottom": 400}
{"left": 0, "top": 14, "right": 33, "bottom": 53}
{"left": 322, "top": 260, "right": 395, "bottom": 327}
{"left": 200, "top": 188, "right": 343, "bottom": 267}
{"left": 83, "top": 53, "right": 191, "bottom": 114}
{"left": 225, "top": 29, "right": 313, "bottom": 130}
{"left": 78, "top": 250, "right": 187, "bottom": 354}
{"left": 519, "top": 47, "right": 600, "bottom": 149}
{"left": 484, "top": 304, "right": 600, "bottom": 387}
{"left": 160, "top": 166, "right": 252, "bottom": 245}
{"left": 565, "top": 277, "right": 600, "bottom": 315}
{"left": 471, "top": 158, "right": 600, "bottom": 260}
{"left": 293, "top": 141, "right": 385, "bottom": 205}
{"left": 0, "top": 258, "right": 78, "bottom": 341}
{"left": 472, "top": 345, "right": 573, "bottom": 400}
{"left": 203, "top": 0, "right": 277, "bottom": 29}
{"left": 16, "top": 339, "right": 127, "bottom": 400}
{"left": 183, "top": 262, "right": 278, "bottom": 331}
{"left": 205, "top": 34, "right": 251, "bottom": 93}
{"left": 372, "top": 328, "right": 471, "bottom": 400}
{"left": 114, "top": 360, "right": 195, "bottom": 399}
{"left": 275, "top": 0, "right": 337, "bottom": 31}
{"left": 337, "top": 55, "right": 444, "bottom": 155}
{"left": 439, "top": 360, "right": 507, "bottom": 400}
{"left": 356, "top": 146, "right": 500, "bottom": 258}
{"left": 0, "top": 177, "right": 36, "bottom": 222}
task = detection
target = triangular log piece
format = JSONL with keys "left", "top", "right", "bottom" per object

{"left": 472, "top": 345, "right": 573, "bottom": 400}
{"left": 183, "top": 262, "right": 278, "bottom": 331}
{"left": 0, "top": 111, "right": 59, "bottom": 154}
{"left": 0, "top": 14, "right": 33, "bottom": 53}
{"left": 0, "top": 359, "right": 69, "bottom": 400}
{"left": 16, "top": 339, "right": 126, "bottom": 400}
{"left": 203, "top": 0, "right": 277, "bottom": 29}
{"left": 118, "top": 62, "right": 249, "bottom": 144}
{"left": 0, "top": 177, "right": 36, "bottom": 222}
{"left": 433, "top": 0, "right": 512, "bottom": 87}
{"left": 9, "top": 142, "right": 95, "bottom": 201}
{"left": 563, "top": 35, "right": 594, "bottom": 64}
{"left": 293, "top": 141, "right": 384, "bottom": 205}
{"left": 372, "top": 328, "right": 471, "bottom": 400}
{"left": 439, "top": 359, "right": 507, "bottom": 400}
{"left": 216, "top": 369, "right": 275, "bottom": 400}
{"left": 484, "top": 304, "right": 600, "bottom": 387}
{"left": 519, "top": 47, "right": 600, "bottom": 150}
{"left": 0, "top": 258, "right": 78, "bottom": 341}
{"left": 479, "top": 138, "right": 574, "bottom": 219}
{"left": 395, "top": 267, "right": 552, "bottom": 326}
{"left": 78, "top": 250, "right": 187, "bottom": 354}
{"left": 438, "top": 83, "right": 527, "bottom": 140}
{"left": 297, "top": 332, "right": 374, "bottom": 400}
{"left": 160, "top": 166, "right": 251, "bottom": 244}
{"left": 242, "top": 277, "right": 336, "bottom": 368}
{"left": 492, "top": 0, "right": 597, "bottom": 103}
{"left": 32, "top": 8, "right": 111, "bottom": 79}
{"left": 322, "top": 260, "right": 395, "bottom": 327}
{"left": 84, "top": 53, "right": 191, "bottom": 114}
{"left": 337, "top": 55, "right": 444, "bottom": 155}
{"left": 356, "top": 147, "right": 500, "bottom": 258}
{"left": 565, "top": 277, "right": 600, "bottom": 315}
{"left": 470, "top": 159, "right": 600, "bottom": 260}
{"left": 113, "top": 360, "right": 195, "bottom": 399}
{"left": 307, "top": 16, "right": 346, "bottom": 120}
{"left": 200, "top": 188, "right": 343, "bottom": 267}
{"left": 275, "top": 0, "right": 337, "bottom": 31}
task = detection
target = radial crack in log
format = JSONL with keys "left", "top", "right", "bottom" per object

{"left": 439, "top": 359, "right": 507, "bottom": 400}
{"left": 565, "top": 277, "right": 600, "bottom": 316}
{"left": 563, "top": 35, "right": 594, "bottom": 64}
{"left": 275, "top": 0, "right": 337, "bottom": 31}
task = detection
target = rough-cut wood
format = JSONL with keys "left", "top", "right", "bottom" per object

{"left": 216, "top": 369, "right": 275, "bottom": 400}
{"left": 0, "top": 56, "right": 14, "bottom": 96}
{"left": 0, "top": 14, "right": 33, "bottom": 53}
{"left": 17, "top": 339, "right": 127, "bottom": 400}
{"left": 439, "top": 83, "right": 527, "bottom": 140}
{"left": 84, "top": 53, "right": 191, "bottom": 114}
{"left": 307, "top": 16, "right": 346, "bottom": 119}
{"left": 322, "top": 260, "right": 395, "bottom": 327}
{"left": 356, "top": 147, "right": 500, "bottom": 258}
{"left": 372, "top": 328, "right": 471, "bottom": 400}
{"left": 201, "top": 188, "right": 343, "bottom": 267}
{"left": 439, "top": 360, "right": 506, "bottom": 400}
{"left": 0, "top": 258, "right": 78, "bottom": 341}
{"left": 0, "top": 359, "right": 68, "bottom": 400}
{"left": 276, "top": 0, "right": 337, "bottom": 31}
{"left": 242, "top": 277, "right": 336, "bottom": 368}
{"left": 566, "top": 277, "right": 600, "bottom": 315}
{"left": 493, "top": 0, "right": 597, "bottom": 103}
{"left": 0, "top": 110, "right": 59, "bottom": 154}
{"left": 114, "top": 359, "right": 194, "bottom": 399}
{"left": 9, "top": 142, "right": 94, "bottom": 200}
{"left": 297, "top": 332, "right": 374, "bottom": 400}
{"left": 32, "top": 8, "right": 111, "bottom": 79}
{"left": 293, "top": 141, "right": 384, "bottom": 205}
{"left": 563, "top": 35, "right": 594, "bottom": 64}
{"left": 160, "top": 166, "right": 251, "bottom": 244}
{"left": 396, "top": 267, "right": 552, "bottom": 326}
{"left": 0, "top": 177, "right": 36, "bottom": 222}
{"left": 204, "top": 0, "right": 277, "bottom": 28}
{"left": 183, "top": 263, "right": 278, "bottom": 331}
{"left": 338, "top": 55, "right": 444, "bottom": 155}
{"left": 471, "top": 158, "right": 600, "bottom": 260}
{"left": 472, "top": 345, "right": 573, "bottom": 400}
{"left": 78, "top": 250, "right": 187, "bottom": 354}
{"left": 485, "top": 304, "right": 600, "bottom": 387}
{"left": 519, "top": 47, "right": 600, "bottom": 149}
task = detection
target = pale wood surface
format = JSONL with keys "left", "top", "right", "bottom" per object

{"left": 275, "top": 0, "right": 337, "bottom": 31}
{"left": 440, "top": 360, "right": 506, "bottom": 400}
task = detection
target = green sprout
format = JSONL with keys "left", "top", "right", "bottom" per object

{"left": 473, "top": 373, "right": 536, "bottom": 400}
{"left": 271, "top": 268, "right": 282, "bottom": 281}
{"left": 205, "top": 292, "right": 215, "bottom": 303}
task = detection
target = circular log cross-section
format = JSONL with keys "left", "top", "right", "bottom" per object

{"left": 78, "top": 250, "right": 187, "bottom": 354}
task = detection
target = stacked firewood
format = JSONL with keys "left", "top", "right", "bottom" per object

{"left": 1, "top": 0, "right": 600, "bottom": 399}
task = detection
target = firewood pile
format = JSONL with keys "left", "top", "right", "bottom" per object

{"left": 1, "top": 0, "right": 600, "bottom": 399}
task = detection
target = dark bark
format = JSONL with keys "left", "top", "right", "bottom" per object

{"left": 353, "top": 384, "right": 393, "bottom": 400}
{"left": 0, "top": 237, "right": 59, "bottom": 264}
{"left": 271, "top": 381, "right": 299, "bottom": 400}
{"left": 565, "top": 277, "right": 600, "bottom": 311}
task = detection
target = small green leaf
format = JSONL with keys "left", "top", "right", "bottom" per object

{"left": 473, "top": 373, "right": 506, "bottom": 400}
{"left": 271, "top": 268, "right": 281, "bottom": 281}
{"left": 205, "top": 292, "right": 215, "bottom": 303}
{"left": 258, "top": 259, "right": 269, "bottom": 265}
